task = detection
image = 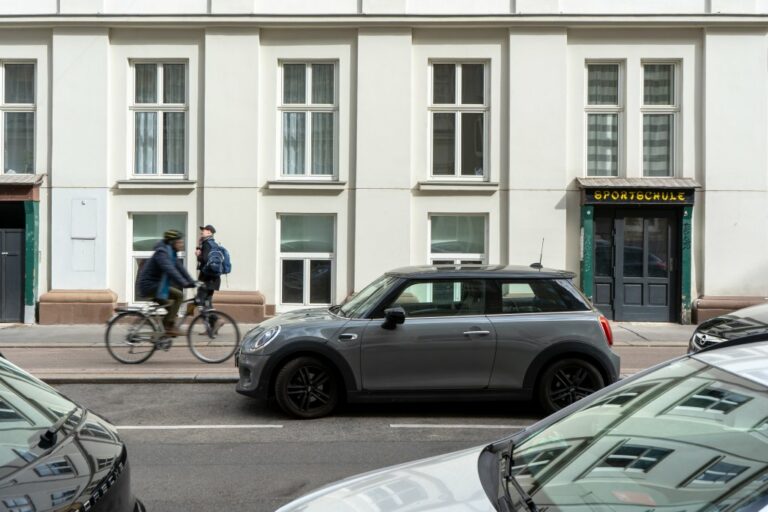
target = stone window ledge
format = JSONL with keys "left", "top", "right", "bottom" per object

{"left": 266, "top": 180, "right": 346, "bottom": 191}
{"left": 115, "top": 179, "right": 196, "bottom": 190}
{"left": 418, "top": 181, "right": 499, "bottom": 193}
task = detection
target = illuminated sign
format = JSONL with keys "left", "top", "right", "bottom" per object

{"left": 583, "top": 188, "right": 694, "bottom": 205}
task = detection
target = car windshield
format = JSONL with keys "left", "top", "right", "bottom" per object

{"left": 507, "top": 356, "right": 768, "bottom": 512}
{"left": 339, "top": 275, "right": 399, "bottom": 319}
{"left": 0, "top": 357, "right": 81, "bottom": 475}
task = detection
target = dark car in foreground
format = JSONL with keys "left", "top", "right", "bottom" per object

{"left": 0, "top": 355, "right": 144, "bottom": 512}
{"left": 237, "top": 265, "right": 620, "bottom": 418}
{"left": 277, "top": 338, "right": 768, "bottom": 511}
{"left": 689, "top": 301, "right": 768, "bottom": 352}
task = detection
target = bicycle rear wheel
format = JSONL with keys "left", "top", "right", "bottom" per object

{"left": 187, "top": 310, "right": 240, "bottom": 363}
{"left": 105, "top": 311, "right": 159, "bottom": 364}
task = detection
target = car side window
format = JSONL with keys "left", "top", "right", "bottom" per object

{"left": 389, "top": 279, "right": 486, "bottom": 317}
{"left": 496, "top": 279, "right": 585, "bottom": 313}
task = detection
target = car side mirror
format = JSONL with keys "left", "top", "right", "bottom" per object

{"left": 382, "top": 307, "right": 406, "bottom": 330}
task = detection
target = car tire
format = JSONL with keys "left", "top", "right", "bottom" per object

{"left": 537, "top": 358, "right": 604, "bottom": 414}
{"left": 274, "top": 356, "right": 340, "bottom": 419}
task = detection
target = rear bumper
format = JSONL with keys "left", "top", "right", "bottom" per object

{"left": 608, "top": 350, "right": 621, "bottom": 382}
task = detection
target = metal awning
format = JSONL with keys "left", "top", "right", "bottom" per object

{"left": 577, "top": 177, "right": 701, "bottom": 189}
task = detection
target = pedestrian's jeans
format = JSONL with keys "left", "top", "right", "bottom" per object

{"left": 195, "top": 281, "right": 215, "bottom": 309}
{"left": 154, "top": 287, "right": 183, "bottom": 328}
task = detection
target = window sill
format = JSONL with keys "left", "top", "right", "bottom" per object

{"left": 266, "top": 180, "right": 347, "bottom": 191}
{"left": 418, "top": 181, "right": 499, "bottom": 193}
{"left": 115, "top": 179, "right": 196, "bottom": 191}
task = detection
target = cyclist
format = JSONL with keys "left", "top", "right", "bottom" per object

{"left": 136, "top": 229, "right": 196, "bottom": 336}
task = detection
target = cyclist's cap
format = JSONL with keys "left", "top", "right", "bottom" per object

{"left": 163, "top": 229, "right": 183, "bottom": 241}
{"left": 199, "top": 224, "right": 216, "bottom": 234}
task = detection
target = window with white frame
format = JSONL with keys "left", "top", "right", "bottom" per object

{"left": 586, "top": 63, "right": 622, "bottom": 177}
{"left": 430, "top": 62, "right": 488, "bottom": 178}
{"left": 130, "top": 62, "right": 187, "bottom": 176}
{"left": 279, "top": 215, "right": 334, "bottom": 305}
{"left": 1, "top": 62, "right": 35, "bottom": 174}
{"left": 280, "top": 62, "right": 337, "bottom": 178}
{"left": 643, "top": 63, "right": 677, "bottom": 177}
{"left": 429, "top": 215, "right": 486, "bottom": 265}
{"left": 130, "top": 213, "right": 186, "bottom": 302}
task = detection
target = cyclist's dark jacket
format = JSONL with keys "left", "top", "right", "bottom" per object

{"left": 137, "top": 241, "right": 195, "bottom": 300}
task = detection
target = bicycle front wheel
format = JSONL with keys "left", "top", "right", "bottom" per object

{"left": 105, "top": 311, "right": 159, "bottom": 364}
{"left": 187, "top": 310, "right": 240, "bottom": 363}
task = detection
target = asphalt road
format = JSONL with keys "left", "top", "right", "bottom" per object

{"left": 57, "top": 383, "right": 543, "bottom": 512}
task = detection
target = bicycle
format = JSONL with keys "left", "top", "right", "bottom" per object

{"left": 105, "top": 287, "right": 241, "bottom": 364}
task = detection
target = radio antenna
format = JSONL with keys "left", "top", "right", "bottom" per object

{"left": 530, "top": 238, "right": 544, "bottom": 270}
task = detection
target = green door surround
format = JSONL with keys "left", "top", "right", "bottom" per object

{"left": 580, "top": 203, "right": 693, "bottom": 324}
{"left": 24, "top": 200, "right": 39, "bottom": 317}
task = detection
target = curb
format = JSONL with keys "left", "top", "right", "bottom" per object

{"left": 39, "top": 375, "right": 239, "bottom": 384}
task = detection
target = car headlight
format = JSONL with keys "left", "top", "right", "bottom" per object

{"left": 241, "top": 325, "right": 281, "bottom": 353}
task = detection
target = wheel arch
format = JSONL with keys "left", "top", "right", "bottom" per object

{"left": 522, "top": 342, "right": 617, "bottom": 392}
{"left": 260, "top": 341, "right": 357, "bottom": 399}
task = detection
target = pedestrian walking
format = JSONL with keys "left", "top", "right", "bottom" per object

{"left": 195, "top": 224, "right": 221, "bottom": 311}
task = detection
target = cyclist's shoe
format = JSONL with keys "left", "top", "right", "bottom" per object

{"left": 156, "top": 339, "right": 172, "bottom": 351}
{"left": 164, "top": 326, "right": 183, "bottom": 337}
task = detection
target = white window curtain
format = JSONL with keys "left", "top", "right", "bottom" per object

{"left": 4, "top": 64, "right": 34, "bottom": 104}
{"left": 163, "top": 112, "right": 185, "bottom": 174}
{"left": 134, "top": 112, "right": 157, "bottom": 175}
{"left": 588, "top": 64, "right": 619, "bottom": 105}
{"left": 282, "top": 112, "right": 305, "bottom": 175}
{"left": 135, "top": 64, "right": 157, "bottom": 103}
{"left": 587, "top": 114, "right": 618, "bottom": 177}
{"left": 4, "top": 112, "right": 34, "bottom": 174}
{"left": 643, "top": 64, "right": 675, "bottom": 177}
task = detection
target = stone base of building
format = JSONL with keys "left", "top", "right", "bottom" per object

{"left": 693, "top": 296, "right": 768, "bottom": 323}
{"left": 39, "top": 290, "right": 117, "bottom": 324}
{"left": 213, "top": 291, "right": 269, "bottom": 323}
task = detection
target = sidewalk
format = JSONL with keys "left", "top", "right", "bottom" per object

{"left": 0, "top": 321, "right": 695, "bottom": 384}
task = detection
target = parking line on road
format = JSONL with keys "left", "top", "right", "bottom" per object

{"left": 390, "top": 423, "right": 527, "bottom": 430}
{"left": 117, "top": 424, "right": 284, "bottom": 430}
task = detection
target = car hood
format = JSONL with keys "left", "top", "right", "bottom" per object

{"left": 0, "top": 409, "right": 131, "bottom": 512}
{"left": 260, "top": 307, "right": 343, "bottom": 329}
{"left": 697, "top": 302, "right": 768, "bottom": 339}
{"left": 276, "top": 446, "right": 493, "bottom": 512}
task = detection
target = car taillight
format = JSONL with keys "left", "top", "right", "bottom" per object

{"left": 599, "top": 315, "right": 613, "bottom": 347}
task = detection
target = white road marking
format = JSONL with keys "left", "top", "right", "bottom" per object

{"left": 390, "top": 423, "right": 527, "bottom": 430}
{"left": 117, "top": 424, "right": 283, "bottom": 430}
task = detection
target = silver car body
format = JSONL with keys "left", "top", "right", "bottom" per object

{"left": 236, "top": 266, "right": 620, "bottom": 409}
{"left": 277, "top": 341, "right": 768, "bottom": 512}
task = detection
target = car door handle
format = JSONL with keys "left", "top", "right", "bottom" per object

{"left": 463, "top": 330, "right": 490, "bottom": 336}
{"left": 338, "top": 333, "right": 358, "bottom": 341}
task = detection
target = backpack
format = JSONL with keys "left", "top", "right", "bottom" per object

{"left": 203, "top": 239, "right": 232, "bottom": 276}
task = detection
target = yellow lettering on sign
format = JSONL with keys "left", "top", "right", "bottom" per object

{"left": 637, "top": 192, "right": 644, "bottom": 200}
{"left": 611, "top": 191, "right": 620, "bottom": 200}
{"left": 594, "top": 191, "right": 602, "bottom": 200}
{"left": 662, "top": 192, "right": 669, "bottom": 200}
{"left": 620, "top": 191, "right": 627, "bottom": 200}
{"left": 653, "top": 192, "right": 660, "bottom": 200}
{"left": 678, "top": 192, "right": 685, "bottom": 201}
{"left": 629, "top": 191, "right": 635, "bottom": 200}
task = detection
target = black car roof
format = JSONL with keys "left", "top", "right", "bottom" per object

{"left": 384, "top": 265, "right": 576, "bottom": 279}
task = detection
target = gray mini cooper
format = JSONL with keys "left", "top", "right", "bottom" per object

{"left": 236, "top": 265, "right": 620, "bottom": 418}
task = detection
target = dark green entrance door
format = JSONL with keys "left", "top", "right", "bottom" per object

{"left": 0, "top": 229, "right": 24, "bottom": 322}
{"left": 593, "top": 209, "right": 678, "bottom": 322}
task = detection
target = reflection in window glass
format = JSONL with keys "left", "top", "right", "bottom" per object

{"left": 4, "top": 64, "right": 35, "bottom": 104}
{"left": 430, "top": 216, "right": 484, "bottom": 254}
{"left": 432, "top": 112, "right": 455, "bottom": 175}
{"left": 461, "top": 64, "right": 484, "bottom": 104}
{"left": 676, "top": 386, "right": 751, "bottom": 414}
{"left": 691, "top": 460, "right": 748, "bottom": 484}
{"left": 587, "top": 64, "right": 619, "bottom": 105}
{"left": 433, "top": 64, "right": 455, "bottom": 104}
{"left": 280, "top": 216, "right": 334, "bottom": 253}
{"left": 391, "top": 280, "right": 485, "bottom": 317}
{"left": 281, "top": 260, "right": 304, "bottom": 304}
{"left": 461, "top": 112, "right": 484, "bottom": 176}
{"left": 511, "top": 447, "right": 568, "bottom": 477}
{"left": 593, "top": 444, "right": 672, "bottom": 473}
{"left": 132, "top": 214, "right": 186, "bottom": 251}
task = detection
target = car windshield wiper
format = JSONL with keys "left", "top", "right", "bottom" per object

{"left": 38, "top": 406, "right": 81, "bottom": 449}
{"left": 500, "top": 441, "right": 539, "bottom": 512}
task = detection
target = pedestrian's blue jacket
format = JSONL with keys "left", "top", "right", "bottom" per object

{"left": 137, "top": 240, "right": 195, "bottom": 300}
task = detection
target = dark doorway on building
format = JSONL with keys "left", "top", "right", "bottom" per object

{"left": 593, "top": 208, "right": 679, "bottom": 322}
{"left": 0, "top": 202, "right": 25, "bottom": 322}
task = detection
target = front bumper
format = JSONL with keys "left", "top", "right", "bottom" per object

{"left": 235, "top": 353, "right": 271, "bottom": 398}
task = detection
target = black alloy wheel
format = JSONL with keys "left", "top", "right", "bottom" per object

{"left": 537, "top": 358, "right": 605, "bottom": 414}
{"left": 274, "top": 356, "right": 340, "bottom": 419}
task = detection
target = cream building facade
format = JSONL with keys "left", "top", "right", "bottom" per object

{"left": 0, "top": 0, "right": 767, "bottom": 324}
